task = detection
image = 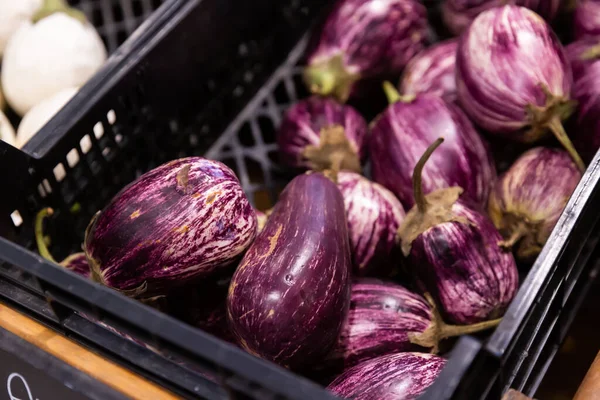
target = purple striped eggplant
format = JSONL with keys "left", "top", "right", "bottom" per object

{"left": 303, "top": 0, "right": 429, "bottom": 103}
{"left": 227, "top": 172, "right": 352, "bottom": 370}
{"left": 35, "top": 208, "right": 91, "bottom": 278}
{"left": 35, "top": 209, "right": 159, "bottom": 350}
{"left": 337, "top": 172, "right": 406, "bottom": 276}
{"left": 84, "top": 158, "right": 257, "bottom": 298}
{"left": 442, "top": 0, "right": 561, "bottom": 35}
{"left": 488, "top": 147, "right": 582, "bottom": 261}
{"left": 398, "top": 139, "right": 519, "bottom": 324}
{"left": 400, "top": 39, "right": 458, "bottom": 101}
{"left": 327, "top": 352, "right": 446, "bottom": 400}
{"left": 566, "top": 38, "right": 600, "bottom": 163}
{"left": 565, "top": 37, "right": 600, "bottom": 82}
{"left": 574, "top": 0, "right": 600, "bottom": 39}
{"left": 571, "top": 61, "right": 600, "bottom": 162}
{"left": 276, "top": 96, "right": 368, "bottom": 172}
{"left": 456, "top": 5, "right": 585, "bottom": 172}
{"left": 370, "top": 84, "right": 495, "bottom": 209}
{"left": 323, "top": 278, "right": 501, "bottom": 373}
{"left": 60, "top": 253, "right": 91, "bottom": 278}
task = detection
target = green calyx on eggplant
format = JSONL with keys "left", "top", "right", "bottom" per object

{"left": 320, "top": 278, "right": 501, "bottom": 375}
{"left": 397, "top": 138, "right": 519, "bottom": 325}
{"left": 35, "top": 207, "right": 90, "bottom": 277}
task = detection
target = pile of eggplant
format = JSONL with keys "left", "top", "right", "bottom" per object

{"left": 35, "top": 0, "right": 600, "bottom": 398}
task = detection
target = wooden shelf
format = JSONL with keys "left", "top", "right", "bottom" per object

{"left": 575, "top": 351, "right": 600, "bottom": 400}
{"left": 0, "top": 302, "right": 179, "bottom": 400}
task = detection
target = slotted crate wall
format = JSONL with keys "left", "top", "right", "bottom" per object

{"left": 71, "top": 0, "right": 164, "bottom": 51}
{"left": 1, "top": 0, "right": 600, "bottom": 399}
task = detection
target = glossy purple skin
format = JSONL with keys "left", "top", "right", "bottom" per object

{"left": 488, "top": 148, "right": 582, "bottom": 248}
{"left": 572, "top": 62, "right": 600, "bottom": 162}
{"left": 61, "top": 253, "right": 91, "bottom": 279}
{"left": 565, "top": 37, "right": 600, "bottom": 82}
{"left": 369, "top": 94, "right": 496, "bottom": 209}
{"left": 277, "top": 96, "right": 368, "bottom": 169}
{"left": 456, "top": 5, "right": 572, "bottom": 137}
{"left": 327, "top": 352, "right": 446, "bottom": 400}
{"left": 227, "top": 173, "right": 352, "bottom": 370}
{"left": 324, "top": 278, "right": 431, "bottom": 372}
{"left": 574, "top": 0, "right": 600, "bottom": 39}
{"left": 337, "top": 172, "right": 406, "bottom": 276}
{"left": 409, "top": 201, "right": 519, "bottom": 324}
{"left": 307, "top": 0, "right": 428, "bottom": 77}
{"left": 442, "top": 0, "right": 561, "bottom": 35}
{"left": 84, "top": 157, "right": 257, "bottom": 295}
{"left": 400, "top": 39, "right": 458, "bottom": 101}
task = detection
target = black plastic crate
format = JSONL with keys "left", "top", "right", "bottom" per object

{"left": 0, "top": 0, "right": 599, "bottom": 399}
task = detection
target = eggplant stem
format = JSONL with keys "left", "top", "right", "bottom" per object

{"left": 438, "top": 318, "right": 502, "bottom": 339}
{"left": 302, "top": 125, "right": 361, "bottom": 174}
{"left": 547, "top": 117, "right": 585, "bottom": 172}
{"left": 383, "top": 81, "right": 402, "bottom": 104}
{"left": 498, "top": 221, "right": 528, "bottom": 250}
{"left": 176, "top": 164, "right": 191, "bottom": 193}
{"left": 582, "top": 43, "right": 600, "bottom": 61}
{"left": 413, "top": 138, "right": 444, "bottom": 213}
{"left": 303, "top": 54, "right": 359, "bottom": 103}
{"left": 35, "top": 208, "right": 59, "bottom": 264}
{"left": 382, "top": 81, "right": 415, "bottom": 105}
{"left": 408, "top": 292, "right": 502, "bottom": 352}
{"left": 33, "top": 0, "right": 87, "bottom": 23}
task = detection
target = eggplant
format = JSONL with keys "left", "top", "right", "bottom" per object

{"left": 276, "top": 96, "right": 368, "bottom": 172}
{"left": 84, "top": 157, "right": 257, "bottom": 298}
{"left": 323, "top": 278, "right": 501, "bottom": 373}
{"left": 442, "top": 0, "right": 561, "bottom": 36}
{"left": 488, "top": 147, "right": 582, "bottom": 261}
{"left": 327, "top": 352, "right": 446, "bottom": 400}
{"left": 572, "top": 62, "right": 600, "bottom": 163}
{"left": 456, "top": 5, "right": 585, "bottom": 172}
{"left": 35, "top": 208, "right": 158, "bottom": 351}
{"left": 399, "top": 39, "right": 458, "bottom": 101}
{"left": 398, "top": 139, "right": 519, "bottom": 324}
{"left": 337, "top": 172, "right": 406, "bottom": 276}
{"left": 574, "top": 0, "right": 600, "bottom": 40}
{"left": 565, "top": 37, "right": 600, "bottom": 82}
{"left": 303, "top": 0, "right": 429, "bottom": 103}
{"left": 370, "top": 84, "right": 495, "bottom": 209}
{"left": 565, "top": 39, "right": 600, "bottom": 163}
{"left": 227, "top": 172, "right": 352, "bottom": 370}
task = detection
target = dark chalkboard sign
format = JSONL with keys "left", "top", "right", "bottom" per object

{"left": 0, "top": 327, "right": 125, "bottom": 400}
{"left": 1, "top": 346, "right": 87, "bottom": 400}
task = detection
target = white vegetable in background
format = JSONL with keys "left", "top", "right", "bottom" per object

{"left": 1, "top": 0, "right": 107, "bottom": 116}
{"left": 0, "top": 82, "right": 5, "bottom": 111}
{"left": 0, "top": 0, "right": 43, "bottom": 57}
{"left": 0, "top": 109, "right": 16, "bottom": 147}
{"left": 16, "top": 87, "right": 79, "bottom": 148}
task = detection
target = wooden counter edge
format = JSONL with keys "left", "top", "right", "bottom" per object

{"left": 0, "top": 302, "right": 179, "bottom": 400}
{"left": 574, "top": 351, "right": 600, "bottom": 400}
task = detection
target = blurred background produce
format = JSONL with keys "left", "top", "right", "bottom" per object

{"left": 13, "top": 0, "right": 600, "bottom": 398}
{"left": 0, "top": 0, "right": 106, "bottom": 154}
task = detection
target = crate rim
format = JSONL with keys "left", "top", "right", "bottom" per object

{"left": 19, "top": 0, "right": 185, "bottom": 161}
{"left": 485, "top": 151, "right": 600, "bottom": 356}
{"left": 1, "top": 0, "right": 599, "bottom": 398}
